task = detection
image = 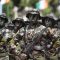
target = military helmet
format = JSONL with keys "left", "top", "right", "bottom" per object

{"left": 0, "top": 15, "right": 8, "bottom": 28}
{"left": 42, "top": 16, "right": 55, "bottom": 27}
{"left": 12, "top": 18, "right": 24, "bottom": 28}
{"left": 57, "top": 19, "right": 60, "bottom": 28}
{"left": 0, "top": 15, "right": 8, "bottom": 23}
{"left": 26, "top": 11, "right": 41, "bottom": 21}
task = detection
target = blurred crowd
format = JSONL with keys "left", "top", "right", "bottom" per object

{"left": 0, "top": 0, "right": 60, "bottom": 19}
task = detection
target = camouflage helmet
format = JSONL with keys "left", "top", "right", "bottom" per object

{"left": 57, "top": 19, "right": 60, "bottom": 28}
{"left": 0, "top": 15, "right": 8, "bottom": 23}
{"left": 26, "top": 11, "right": 41, "bottom": 21}
{"left": 12, "top": 17, "right": 24, "bottom": 28}
{"left": 42, "top": 16, "right": 55, "bottom": 27}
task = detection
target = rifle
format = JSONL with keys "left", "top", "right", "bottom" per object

{"left": 23, "top": 27, "right": 47, "bottom": 54}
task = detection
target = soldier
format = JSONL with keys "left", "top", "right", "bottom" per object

{"left": 0, "top": 15, "right": 8, "bottom": 29}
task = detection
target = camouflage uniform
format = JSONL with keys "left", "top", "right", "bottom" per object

{"left": 0, "top": 38, "right": 9, "bottom": 60}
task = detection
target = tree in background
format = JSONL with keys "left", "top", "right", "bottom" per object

{"left": 2, "top": 0, "right": 60, "bottom": 18}
{"left": 3, "top": 0, "right": 14, "bottom": 17}
{"left": 19, "top": 0, "right": 38, "bottom": 7}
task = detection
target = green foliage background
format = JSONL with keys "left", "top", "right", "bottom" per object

{"left": 3, "top": 0, "right": 60, "bottom": 18}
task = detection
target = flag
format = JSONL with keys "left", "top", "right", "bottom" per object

{"left": 36, "top": 0, "right": 48, "bottom": 10}
{"left": 6, "top": 0, "right": 10, "bottom": 4}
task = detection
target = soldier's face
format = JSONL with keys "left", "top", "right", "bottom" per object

{"left": 45, "top": 20, "right": 52, "bottom": 27}
{"left": 58, "top": 21, "right": 60, "bottom": 28}
{"left": 0, "top": 19, "right": 5, "bottom": 26}
{"left": 15, "top": 22, "right": 20, "bottom": 26}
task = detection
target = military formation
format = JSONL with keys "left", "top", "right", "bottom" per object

{"left": 0, "top": 10, "right": 60, "bottom": 60}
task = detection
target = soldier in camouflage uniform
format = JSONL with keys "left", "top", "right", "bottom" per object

{"left": 0, "top": 15, "right": 9, "bottom": 60}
